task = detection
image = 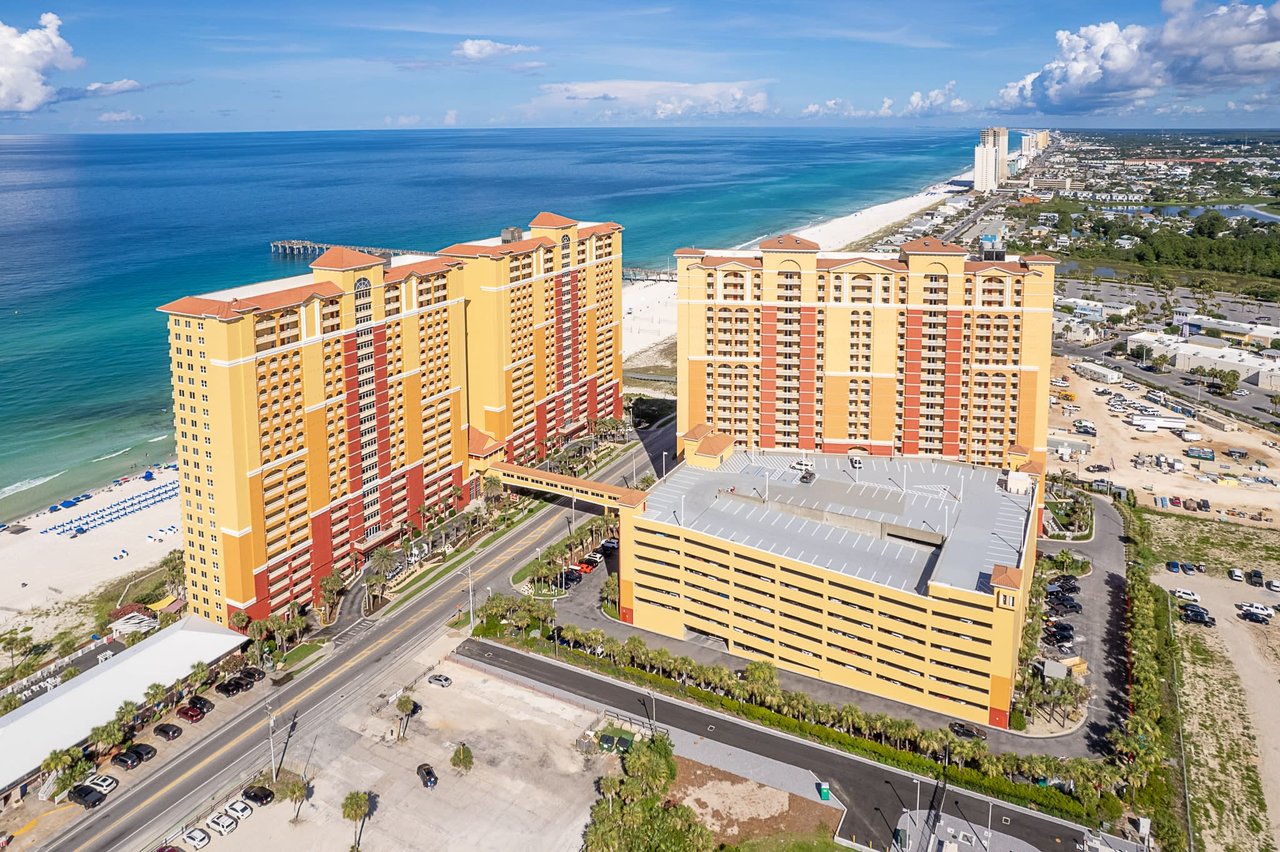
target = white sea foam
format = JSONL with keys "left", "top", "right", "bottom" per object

{"left": 0, "top": 471, "right": 66, "bottom": 502}
{"left": 91, "top": 448, "right": 132, "bottom": 462}
{"left": 146, "top": 435, "right": 168, "bottom": 443}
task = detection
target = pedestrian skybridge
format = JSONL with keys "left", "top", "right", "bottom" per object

{"left": 487, "top": 462, "right": 648, "bottom": 511}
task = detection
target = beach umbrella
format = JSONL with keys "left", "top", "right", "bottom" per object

{"left": 60, "top": 500, "right": 77, "bottom": 509}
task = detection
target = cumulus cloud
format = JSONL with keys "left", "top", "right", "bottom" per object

{"left": 0, "top": 12, "right": 82, "bottom": 111}
{"left": 998, "top": 1, "right": 1280, "bottom": 114}
{"left": 899, "top": 80, "right": 970, "bottom": 116}
{"left": 452, "top": 39, "right": 537, "bottom": 61}
{"left": 98, "top": 109, "right": 140, "bottom": 122}
{"left": 383, "top": 114, "right": 421, "bottom": 127}
{"left": 800, "top": 97, "right": 895, "bottom": 118}
{"left": 528, "top": 79, "right": 770, "bottom": 121}
{"left": 442, "top": 109, "right": 458, "bottom": 126}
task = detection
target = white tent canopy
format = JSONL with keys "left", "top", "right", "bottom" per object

{"left": 0, "top": 617, "right": 244, "bottom": 791}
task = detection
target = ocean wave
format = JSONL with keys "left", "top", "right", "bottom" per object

{"left": 91, "top": 447, "right": 132, "bottom": 462}
{"left": 0, "top": 471, "right": 66, "bottom": 502}
{"left": 146, "top": 435, "right": 169, "bottom": 443}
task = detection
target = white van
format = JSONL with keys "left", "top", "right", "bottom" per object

{"left": 791, "top": 458, "right": 814, "bottom": 472}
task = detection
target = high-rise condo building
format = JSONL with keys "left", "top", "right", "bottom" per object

{"left": 973, "top": 145, "right": 1000, "bottom": 193}
{"left": 674, "top": 236, "right": 1056, "bottom": 472}
{"left": 980, "top": 126, "right": 1009, "bottom": 182}
{"left": 158, "top": 214, "right": 621, "bottom": 625}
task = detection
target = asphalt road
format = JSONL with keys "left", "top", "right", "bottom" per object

{"left": 455, "top": 640, "right": 1124, "bottom": 852}
{"left": 38, "top": 431, "right": 672, "bottom": 852}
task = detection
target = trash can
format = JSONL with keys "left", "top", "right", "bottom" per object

{"left": 818, "top": 782, "right": 830, "bottom": 801}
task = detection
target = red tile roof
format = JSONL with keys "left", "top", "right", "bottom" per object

{"left": 817, "top": 257, "right": 907, "bottom": 271}
{"left": 1018, "top": 460, "right": 1045, "bottom": 475}
{"left": 899, "top": 238, "right": 966, "bottom": 255}
{"left": 437, "top": 236, "right": 554, "bottom": 259}
{"left": 579, "top": 222, "right": 623, "bottom": 237}
{"left": 682, "top": 423, "right": 712, "bottom": 442}
{"left": 529, "top": 211, "right": 577, "bottom": 228}
{"left": 382, "top": 257, "right": 462, "bottom": 283}
{"left": 991, "top": 564, "right": 1024, "bottom": 590}
{"left": 1020, "top": 254, "right": 1059, "bottom": 263}
{"left": 310, "top": 247, "right": 386, "bottom": 271}
{"left": 158, "top": 281, "right": 343, "bottom": 319}
{"left": 693, "top": 256, "right": 763, "bottom": 269}
{"left": 673, "top": 247, "right": 705, "bottom": 257}
{"left": 695, "top": 433, "right": 734, "bottom": 457}
{"left": 1007, "top": 443, "right": 1031, "bottom": 456}
{"left": 468, "top": 427, "right": 503, "bottom": 457}
{"left": 760, "top": 234, "right": 820, "bottom": 252}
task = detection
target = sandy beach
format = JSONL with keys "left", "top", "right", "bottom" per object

{"left": 0, "top": 468, "right": 182, "bottom": 633}
{"left": 621, "top": 168, "right": 976, "bottom": 360}
{"left": 794, "top": 169, "right": 973, "bottom": 249}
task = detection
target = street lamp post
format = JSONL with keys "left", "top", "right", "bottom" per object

{"left": 265, "top": 703, "right": 278, "bottom": 782}
{"left": 910, "top": 778, "right": 921, "bottom": 852}
{"left": 661, "top": 451, "right": 668, "bottom": 479}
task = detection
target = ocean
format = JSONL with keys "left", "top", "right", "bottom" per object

{"left": 0, "top": 127, "right": 973, "bottom": 521}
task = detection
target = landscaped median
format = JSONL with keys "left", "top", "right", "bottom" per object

{"left": 469, "top": 595, "right": 1127, "bottom": 829}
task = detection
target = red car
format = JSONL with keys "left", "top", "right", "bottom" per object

{"left": 176, "top": 705, "right": 205, "bottom": 723}
{"left": 577, "top": 562, "right": 595, "bottom": 574}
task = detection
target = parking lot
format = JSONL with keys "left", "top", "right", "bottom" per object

{"left": 3, "top": 662, "right": 271, "bottom": 845}
{"left": 214, "top": 637, "right": 608, "bottom": 852}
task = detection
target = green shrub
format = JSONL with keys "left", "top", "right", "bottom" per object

{"left": 1009, "top": 710, "right": 1027, "bottom": 731}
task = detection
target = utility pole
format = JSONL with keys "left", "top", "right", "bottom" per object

{"left": 662, "top": 451, "right": 668, "bottom": 479}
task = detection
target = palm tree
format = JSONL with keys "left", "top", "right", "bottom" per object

{"left": 41, "top": 746, "right": 78, "bottom": 778}
{"left": 482, "top": 475, "right": 504, "bottom": 509}
{"left": 188, "top": 660, "right": 209, "bottom": 688}
{"left": 395, "top": 693, "right": 416, "bottom": 739}
{"left": 601, "top": 636, "right": 623, "bottom": 666}
{"left": 561, "top": 624, "right": 583, "bottom": 651}
{"left": 341, "top": 790, "right": 371, "bottom": 850}
{"left": 279, "top": 776, "right": 309, "bottom": 823}
{"left": 622, "top": 636, "right": 646, "bottom": 668}
{"left": 144, "top": 683, "right": 168, "bottom": 709}
{"left": 230, "top": 610, "right": 250, "bottom": 631}
{"left": 368, "top": 547, "right": 397, "bottom": 586}
{"left": 247, "top": 620, "right": 271, "bottom": 658}
{"left": 583, "top": 629, "right": 606, "bottom": 657}
{"left": 114, "top": 700, "right": 139, "bottom": 728}
{"left": 90, "top": 720, "right": 125, "bottom": 755}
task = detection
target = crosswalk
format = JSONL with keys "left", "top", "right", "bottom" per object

{"left": 333, "top": 618, "right": 375, "bottom": 648}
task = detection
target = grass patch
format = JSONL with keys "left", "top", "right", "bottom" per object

{"left": 730, "top": 830, "right": 846, "bottom": 852}
{"left": 1137, "top": 506, "right": 1280, "bottom": 575}
{"left": 281, "top": 642, "right": 320, "bottom": 668}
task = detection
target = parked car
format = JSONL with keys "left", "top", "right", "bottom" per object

{"left": 85, "top": 774, "right": 118, "bottom": 794}
{"left": 205, "top": 812, "right": 238, "bottom": 837}
{"left": 154, "top": 723, "right": 182, "bottom": 741}
{"left": 181, "top": 828, "right": 211, "bottom": 850}
{"left": 214, "top": 680, "right": 242, "bottom": 698}
{"left": 581, "top": 552, "right": 605, "bottom": 566}
{"left": 799, "top": 470, "right": 816, "bottom": 484}
{"left": 1084, "top": 464, "right": 1110, "bottom": 473}
{"left": 1229, "top": 568, "right": 1245, "bottom": 582}
{"left": 1181, "top": 603, "right": 1209, "bottom": 616}
{"left": 1049, "top": 600, "right": 1083, "bottom": 615}
{"left": 1172, "top": 588, "right": 1200, "bottom": 603}
{"left": 1166, "top": 561, "right": 1181, "bottom": 573}
{"left": 67, "top": 785, "right": 105, "bottom": 809}
{"left": 416, "top": 763, "right": 438, "bottom": 789}
{"left": 128, "top": 743, "right": 157, "bottom": 762}
{"left": 1240, "top": 602, "right": 1275, "bottom": 618}
{"left": 1169, "top": 497, "right": 1182, "bottom": 508}
{"left": 577, "top": 562, "right": 596, "bottom": 574}
{"left": 1198, "top": 499, "right": 1210, "bottom": 511}
{"left": 1249, "top": 570, "right": 1265, "bottom": 587}
{"left": 1241, "top": 610, "right": 1272, "bottom": 625}
{"left": 225, "top": 800, "right": 253, "bottom": 821}
{"left": 188, "top": 696, "right": 214, "bottom": 714}
{"left": 600, "top": 538, "right": 619, "bottom": 551}
{"left": 111, "top": 750, "right": 141, "bottom": 771}
{"left": 1179, "top": 563, "right": 1195, "bottom": 575}
{"left": 177, "top": 705, "right": 205, "bottom": 723}
{"left": 242, "top": 786, "right": 275, "bottom": 806}
{"left": 1182, "top": 610, "right": 1216, "bottom": 627}
{"left": 1267, "top": 580, "right": 1280, "bottom": 594}
{"left": 240, "top": 667, "right": 266, "bottom": 682}
{"left": 427, "top": 674, "right": 452, "bottom": 688}
{"left": 949, "top": 722, "right": 987, "bottom": 740}
{"left": 228, "top": 675, "right": 254, "bottom": 692}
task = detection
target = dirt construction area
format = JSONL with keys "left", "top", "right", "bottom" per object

{"left": 1047, "top": 356, "right": 1280, "bottom": 526}
{"left": 1153, "top": 570, "right": 1280, "bottom": 851}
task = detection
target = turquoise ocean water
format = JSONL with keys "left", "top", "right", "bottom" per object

{"left": 0, "top": 128, "right": 973, "bottom": 521}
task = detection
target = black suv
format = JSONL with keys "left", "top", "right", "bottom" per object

{"left": 799, "top": 470, "right": 816, "bottom": 484}
{"left": 153, "top": 723, "right": 182, "bottom": 741}
{"left": 128, "top": 743, "right": 156, "bottom": 762}
{"left": 949, "top": 722, "right": 987, "bottom": 740}
{"left": 214, "top": 680, "right": 242, "bottom": 698}
{"left": 68, "top": 785, "right": 105, "bottom": 809}
{"left": 189, "top": 695, "right": 215, "bottom": 714}
{"left": 240, "top": 667, "right": 266, "bottom": 682}
{"left": 1181, "top": 610, "right": 1216, "bottom": 627}
{"left": 416, "top": 764, "right": 438, "bottom": 789}
{"left": 1050, "top": 600, "right": 1083, "bottom": 615}
{"left": 110, "top": 750, "right": 141, "bottom": 771}
{"left": 243, "top": 785, "right": 275, "bottom": 806}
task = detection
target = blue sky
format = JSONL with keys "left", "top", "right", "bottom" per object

{"left": 4, "top": 0, "right": 1280, "bottom": 131}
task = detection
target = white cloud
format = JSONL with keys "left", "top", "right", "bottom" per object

{"left": 83, "top": 79, "right": 141, "bottom": 97}
{"left": 383, "top": 114, "right": 421, "bottom": 127}
{"left": 899, "top": 80, "right": 970, "bottom": 116}
{"left": 98, "top": 110, "right": 141, "bottom": 122}
{"left": 452, "top": 39, "right": 537, "bottom": 61}
{"left": 998, "top": 1, "right": 1280, "bottom": 114}
{"left": 510, "top": 60, "right": 547, "bottom": 74}
{"left": 527, "top": 79, "right": 770, "bottom": 121}
{"left": 0, "top": 12, "right": 82, "bottom": 111}
{"left": 442, "top": 109, "right": 458, "bottom": 126}
{"left": 800, "top": 96, "right": 895, "bottom": 118}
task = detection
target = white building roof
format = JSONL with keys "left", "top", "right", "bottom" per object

{"left": 0, "top": 618, "right": 243, "bottom": 790}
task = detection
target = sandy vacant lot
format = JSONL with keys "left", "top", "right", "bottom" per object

{"left": 1048, "top": 356, "right": 1280, "bottom": 526}
{"left": 1153, "top": 571, "right": 1280, "bottom": 850}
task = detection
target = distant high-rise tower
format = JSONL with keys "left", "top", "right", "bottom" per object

{"left": 979, "top": 127, "right": 1009, "bottom": 182}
